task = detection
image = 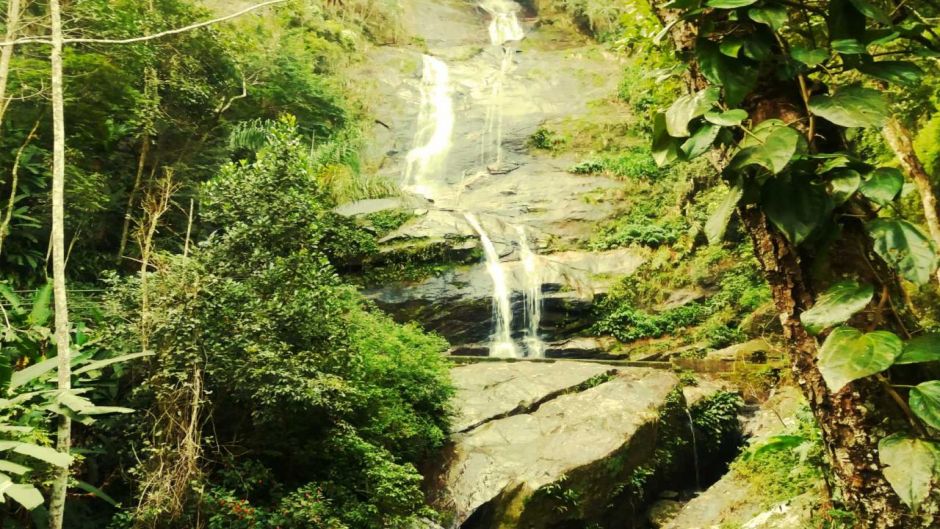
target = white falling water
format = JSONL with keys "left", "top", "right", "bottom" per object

{"left": 516, "top": 225, "right": 544, "bottom": 357}
{"left": 479, "top": 0, "right": 524, "bottom": 171}
{"left": 464, "top": 213, "right": 519, "bottom": 358}
{"left": 403, "top": 55, "right": 455, "bottom": 199}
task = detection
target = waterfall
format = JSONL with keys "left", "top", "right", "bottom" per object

{"left": 479, "top": 0, "right": 523, "bottom": 171}
{"left": 464, "top": 213, "right": 519, "bottom": 358}
{"left": 403, "top": 55, "right": 455, "bottom": 199}
{"left": 516, "top": 225, "right": 544, "bottom": 357}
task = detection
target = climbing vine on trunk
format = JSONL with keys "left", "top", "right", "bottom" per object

{"left": 650, "top": 0, "right": 940, "bottom": 526}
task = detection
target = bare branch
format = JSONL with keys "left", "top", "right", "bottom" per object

{"left": 0, "top": 0, "right": 289, "bottom": 47}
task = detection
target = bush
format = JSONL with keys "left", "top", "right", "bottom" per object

{"left": 105, "top": 118, "right": 452, "bottom": 529}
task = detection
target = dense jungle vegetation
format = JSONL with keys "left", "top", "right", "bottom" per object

{"left": 0, "top": 0, "right": 939, "bottom": 528}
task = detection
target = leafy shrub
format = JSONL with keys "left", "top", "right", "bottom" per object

{"left": 105, "top": 118, "right": 452, "bottom": 529}
{"left": 690, "top": 391, "right": 744, "bottom": 454}
{"left": 528, "top": 127, "right": 565, "bottom": 150}
{"left": 570, "top": 147, "right": 663, "bottom": 180}
{"left": 591, "top": 300, "right": 711, "bottom": 342}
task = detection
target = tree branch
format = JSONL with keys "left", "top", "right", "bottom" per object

{"left": 0, "top": 0, "right": 289, "bottom": 47}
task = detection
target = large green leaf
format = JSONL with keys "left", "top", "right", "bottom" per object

{"left": 4, "top": 483, "right": 44, "bottom": 510}
{"left": 762, "top": 176, "right": 832, "bottom": 244}
{"left": 705, "top": 180, "right": 744, "bottom": 245}
{"left": 858, "top": 61, "right": 924, "bottom": 87}
{"left": 27, "top": 283, "right": 52, "bottom": 328}
{"left": 791, "top": 46, "right": 829, "bottom": 66}
{"left": 817, "top": 326, "right": 902, "bottom": 392}
{"left": 652, "top": 113, "right": 681, "bottom": 166}
{"left": 828, "top": 168, "right": 861, "bottom": 205}
{"left": 11, "top": 442, "right": 72, "bottom": 468}
{"left": 73, "top": 352, "right": 153, "bottom": 376}
{"left": 896, "top": 334, "right": 940, "bottom": 365}
{"left": 706, "top": 0, "right": 758, "bottom": 7}
{"left": 910, "top": 381, "right": 940, "bottom": 431}
{"left": 879, "top": 434, "right": 939, "bottom": 510}
{"left": 808, "top": 86, "right": 889, "bottom": 128}
{"left": 832, "top": 38, "right": 867, "bottom": 54}
{"left": 859, "top": 168, "right": 903, "bottom": 206}
{"left": 9, "top": 357, "right": 58, "bottom": 390}
{"left": 696, "top": 40, "right": 758, "bottom": 106}
{"left": 681, "top": 124, "right": 720, "bottom": 159}
{"left": 732, "top": 121, "right": 801, "bottom": 174}
{"left": 665, "top": 87, "right": 721, "bottom": 137}
{"left": 800, "top": 280, "right": 874, "bottom": 335}
{"left": 748, "top": 6, "right": 787, "bottom": 30}
{"left": 867, "top": 219, "right": 939, "bottom": 285}
{"left": 847, "top": 0, "right": 890, "bottom": 23}
{"left": 704, "top": 109, "right": 748, "bottom": 126}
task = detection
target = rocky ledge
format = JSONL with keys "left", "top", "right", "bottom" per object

{"left": 427, "top": 362, "right": 737, "bottom": 528}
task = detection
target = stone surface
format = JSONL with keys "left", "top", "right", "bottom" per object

{"left": 433, "top": 367, "right": 680, "bottom": 527}
{"left": 648, "top": 499, "right": 683, "bottom": 528}
{"left": 449, "top": 361, "right": 616, "bottom": 432}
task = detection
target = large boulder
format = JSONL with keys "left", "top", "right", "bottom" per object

{"left": 429, "top": 365, "right": 685, "bottom": 528}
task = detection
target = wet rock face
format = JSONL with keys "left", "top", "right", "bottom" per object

{"left": 428, "top": 364, "right": 685, "bottom": 528}
{"left": 364, "top": 247, "right": 646, "bottom": 346}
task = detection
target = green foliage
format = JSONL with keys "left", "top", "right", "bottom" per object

{"left": 878, "top": 434, "right": 940, "bottom": 510}
{"left": 817, "top": 326, "right": 902, "bottom": 392}
{"left": 528, "top": 127, "right": 566, "bottom": 151}
{"left": 592, "top": 300, "right": 711, "bottom": 343}
{"left": 867, "top": 219, "right": 939, "bottom": 286}
{"left": 103, "top": 120, "right": 452, "bottom": 528}
{"left": 571, "top": 147, "right": 663, "bottom": 180}
{"left": 799, "top": 280, "right": 874, "bottom": 335}
{"left": 690, "top": 391, "right": 744, "bottom": 453}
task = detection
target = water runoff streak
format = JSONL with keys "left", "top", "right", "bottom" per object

{"left": 399, "top": 2, "right": 545, "bottom": 359}
{"left": 403, "top": 55, "right": 455, "bottom": 199}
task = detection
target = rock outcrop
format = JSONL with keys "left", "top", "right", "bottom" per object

{"left": 366, "top": 247, "right": 645, "bottom": 345}
{"left": 429, "top": 363, "right": 694, "bottom": 528}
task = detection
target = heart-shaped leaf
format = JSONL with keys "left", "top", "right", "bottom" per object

{"left": 791, "top": 46, "right": 829, "bottom": 66}
{"left": 732, "top": 122, "right": 801, "bottom": 174}
{"left": 809, "top": 86, "right": 888, "bottom": 128}
{"left": 818, "top": 326, "right": 902, "bottom": 392}
{"left": 859, "top": 168, "right": 903, "bottom": 206}
{"left": 910, "top": 381, "right": 940, "bottom": 431}
{"left": 896, "top": 334, "right": 940, "bottom": 365}
{"left": 828, "top": 169, "right": 861, "bottom": 205}
{"left": 762, "top": 175, "right": 832, "bottom": 244}
{"left": 748, "top": 6, "right": 787, "bottom": 30}
{"left": 800, "top": 280, "right": 874, "bottom": 335}
{"left": 665, "top": 87, "right": 721, "bottom": 137}
{"left": 879, "top": 434, "right": 939, "bottom": 510}
{"left": 867, "top": 219, "right": 939, "bottom": 285}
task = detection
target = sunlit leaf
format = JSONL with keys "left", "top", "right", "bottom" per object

{"left": 910, "top": 381, "right": 940, "bottom": 431}
{"left": 791, "top": 46, "right": 829, "bottom": 66}
{"left": 681, "top": 123, "right": 720, "bottom": 159}
{"left": 879, "top": 434, "right": 938, "bottom": 510}
{"left": 896, "top": 334, "right": 940, "bottom": 365}
{"left": 809, "top": 86, "right": 888, "bottom": 128}
{"left": 748, "top": 5, "right": 787, "bottom": 30}
{"left": 817, "top": 326, "right": 902, "bottom": 392}
{"left": 859, "top": 168, "right": 903, "bottom": 206}
{"left": 800, "top": 280, "right": 873, "bottom": 335}
{"left": 704, "top": 109, "right": 747, "bottom": 126}
{"left": 867, "top": 219, "right": 939, "bottom": 285}
{"left": 665, "top": 87, "right": 721, "bottom": 137}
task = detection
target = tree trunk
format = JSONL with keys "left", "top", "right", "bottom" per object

{"left": 650, "top": 4, "right": 920, "bottom": 525}
{"left": 47, "top": 1, "right": 72, "bottom": 528}
{"left": 739, "top": 206, "right": 913, "bottom": 528}
{"left": 882, "top": 117, "right": 940, "bottom": 283}
{"left": 0, "top": 0, "right": 22, "bottom": 126}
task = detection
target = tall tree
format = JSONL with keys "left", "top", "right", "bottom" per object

{"left": 650, "top": 0, "right": 940, "bottom": 525}
{"left": 47, "top": 0, "right": 71, "bottom": 526}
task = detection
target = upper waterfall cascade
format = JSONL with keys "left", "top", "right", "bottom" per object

{"left": 401, "top": 1, "right": 545, "bottom": 358}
